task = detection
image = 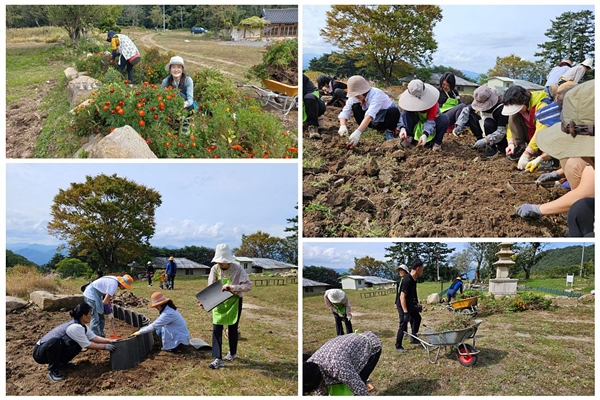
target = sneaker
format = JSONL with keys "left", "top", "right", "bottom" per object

{"left": 317, "top": 115, "right": 325, "bottom": 129}
{"left": 383, "top": 129, "right": 395, "bottom": 141}
{"left": 308, "top": 125, "right": 321, "bottom": 139}
{"left": 394, "top": 347, "right": 407, "bottom": 353}
{"left": 539, "top": 159, "right": 558, "bottom": 170}
{"left": 47, "top": 369, "right": 65, "bottom": 382}
{"left": 484, "top": 146, "right": 500, "bottom": 159}
{"left": 432, "top": 143, "right": 442, "bottom": 152}
{"left": 223, "top": 352, "right": 237, "bottom": 361}
{"left": 400, "top": 138, "right": 413, "bottom": 148}
{"left": 208, "top": 358, "right": 225, "bottom": 369}
{"left": 409, "top": 336, "right": 420, "bottom": 344}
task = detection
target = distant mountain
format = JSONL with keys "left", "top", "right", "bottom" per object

{"left": 461, "top": 70, "right": 482, "bottom": 81}
{"left": 333, "top": 267, "right": 350, "bottom": 275}
{"left": 303, "top": 53, "right": 322, "bottom": 70}
{"left": 534, "top": 245, "right": 594, "bottom": 271}
{"left": 6, "top": 243, "right": 66, "bottom": 266}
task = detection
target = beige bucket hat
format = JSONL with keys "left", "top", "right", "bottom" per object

{"left": 346, "top": 76, "right": 371, "bottom": 98}
{"left": 399, "top": 79, "right": 439, "bottom": 111}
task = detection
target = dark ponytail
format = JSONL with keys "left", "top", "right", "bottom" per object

{"left": 70, "top": 302, "right": 92, "bottom": 321}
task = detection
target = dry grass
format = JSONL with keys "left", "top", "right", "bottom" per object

{"left": 6, "top": 26, "right": 67, "bottom": 44}
{"left": 303, "top": 286, "right": 594, "bottom": 396}
{"left": 6, "top": 265, "right": 63, "bottom": 298}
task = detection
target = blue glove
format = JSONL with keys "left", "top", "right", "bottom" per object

{"left": 104, "top": 344, "right": 116, "bottom": 352}
{"left": 515, "top": 204, "right": 542, "bottom": 220}
{"left": 473, "top": 139, "right": 486, "bottom": 149}
{"left": 537, "top": 170, "right": 560, "bottom": 183}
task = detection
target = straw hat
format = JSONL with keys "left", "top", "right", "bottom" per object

{"left": 149, "top": 292, "right": 170, "bottom": 308}
{"left": 346, "top": 76, "right": 371, "bottom": 98}
{"left": 536, "top": 80, "right": 594, "bottom": 159}
{"left": 395, "top": 264, "right": 409, "bottom": 274}
{"left": 326, "top": 289, "right": 346, "bottom": 303}
{"left": 168, "top": 256, "right": 174, "bottom": 261}
{"left": 165, "top": 56, "right": 185, "bottom": 72}
{"left": 398, "top": 79, "right": 439, "bottom": 111}
{"left": 471, "top": 85, "right": 499, "bottom": 112}
{"left": 117, "top": 274, "right": 133, "bottom": 290}
{"left": 212, "top": 244, "right": 236, "bottom": 264}
{"left": 456, "top": 277, "right": 463, "bottom": 281}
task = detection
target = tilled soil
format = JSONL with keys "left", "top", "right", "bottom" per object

{"left": 303, "top": 106, "right": 568, "bottom": 238}
{"left": 6, "top": 295, "right": 210, "bottom": 396}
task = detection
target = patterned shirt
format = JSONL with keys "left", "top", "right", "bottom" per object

{"left": 307, "top": 331, "right": 382, "bottom": 396}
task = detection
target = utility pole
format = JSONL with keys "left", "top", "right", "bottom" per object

{"left": 163, "top": 5, "right": 166, "bottom": 33}
{"left": 580, "top": 243, "right": 585, "bottom": 277}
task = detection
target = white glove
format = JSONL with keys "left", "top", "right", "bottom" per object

{"left": 346, "top": 312, "right": 352, "bottom": 321}
{"left": 417, "top": 134, "right": 428, "bottom": 147}
{"left": 517, "top": 152, "right": 533, "bottom": 170}
{"left": 399, "top": 128, "right": 408, "bottom": 140}
{"left": 526, "top": 156, "right": 543, "bottom": 173}
{"left": 347, "top": 129, "right": 362, "bottom": 148}
{"left": 338, "top": 125, "right": 349, "bottom": 136}
{"left": 505, "top": 143, "right": 515, "bottom": 156}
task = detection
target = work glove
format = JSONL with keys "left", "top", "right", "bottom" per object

{"left": 537, "top": 170, "right": 561, "bottom": 183}
{"left": 526, "top": 156, "right": 544, "bottom": 173}
{"left": 346, "top": 312, "right": 352, "bottom": 321}
{"left": 452, "top": 126, "right": 463, "bottom": 136}
{"left": 517, "top": 152, "right": 534, "bottom": 170}
{"left": 399, "top": 128, "right": 408, "bottom": 141}
{"left": 401, "top": 313, "right": 411, "bottom": 323}
{"left": 347, "top": 129, "right": 362, "bottom": 148}
{"left": 104, "top": 344, "right": 116, "bottom": 352}
{"left": 473, "top": 138, "right": 487, "bottom": 149}
{"left": 103, "top": 303, "right": 112, "bottom": 315}
{"left": 130, "top": 331, "right": 141, "bottom": 337}
{"left": 505, "top": 143, "right": 515, "bottom": 156}
{"left": 417, "top": 134, "right": 428, "bottom": 147}
{"left": 515, "top": 204, "right": 542, "bottom": 220}
{"left": 222, "top": 284, "right": 234, "bottom": 292}
{"left": 338, "top": 125, "right": 349, "bottom": 137}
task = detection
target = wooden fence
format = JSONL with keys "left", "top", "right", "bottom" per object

{"left": 252, "top": 277, "right": 297, "bottom": 286}
{"left": 359, "top": 288, "right": 396, "bottom": 298}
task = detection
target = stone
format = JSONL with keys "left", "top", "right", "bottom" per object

{"left": 88, "top": 126, "right": 158, "bottom": 158}
{"left": 365, "top": 158, "right": 380, "bottom": 177}
{"left": 6, "top": 296, "right": 28, "bottom": 314}
{"left": 578, "top": 294, "right": 594, "bottom": 303}
{"left": 391, "top": 150, "right": 406, "bottom": 160}
{"left": 426, "top": 293, "right": 440, "bottom": 305}
{"left": 64, "top": 67, "right": 79, "bottom": 80}
{"left": 379, "top": 139, "right": 400, "bottom": 153}
{"left": 67, "top": 76, "right": 101, "bottom": 108}
{"left": 29, "top": 291, "right": 84, "bottom": 311}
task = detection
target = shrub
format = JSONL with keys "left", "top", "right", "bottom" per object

{"left": 6, "top": 265, "right": 62, "bottom": 299}
{"left": 56, "top": 258, "right": 93, "bottom": 278}
{"left": 74, "top": 52, "right": 112, "bottom": 80}
{"left": 134, "top": 46, "right": 176, "bottom": 85}
{"left": 246, "top": 38, "right": 298, "bottom": 85}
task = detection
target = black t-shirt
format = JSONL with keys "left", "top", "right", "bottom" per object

{"left": 400, "top": 274, "right": 418, "bottom": 310}
{"left": 303, "top": 74, "right": 318, "bottom": 96}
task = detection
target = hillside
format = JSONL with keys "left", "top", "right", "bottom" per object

{"left": 534, "top": 245, "right": 594, "bottom": 271}
{"left": 6, "top": 250, "right": 39, "bottom": 268}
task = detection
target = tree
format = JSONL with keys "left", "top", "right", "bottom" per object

{"left": 179, "top": 246, "right": 215, "bottom": 266}
{"left": 535, "top": 10, "right": 595, "bottom": 68}
{"left": 149, "top": 5, "right": 167, "bottom": 30}
{"left": 41, "top": 252, "right": 66, "bottom": 273}
{"left": 449, "top": 249, "right": 472, "bottom": 277}
{"left": 124, "top": 5, "right": 143, "bottom": 29}
{"left": 45, "top": 5, "right": 123, "bottom": 48}
{"left": 321, "top": 5, "right": 442, "bottom": 85}
{"left": 56, "top": 258, "right": 92, "bottom": 279}
{"left": 513, "top": 242, "right": 546, "bottom": 280}
{"left": 465, "top": 242, "right": 499, "bottom": 283}
{"left": 384, "top": 242, "right": 454, "bottom": 282}
{"left": 281, "top": 205, "right": 299, "bottom": 265}
{"left": 349, "top": 256, "right": 387, "bottom": 277}
{"left": 47, "top": 173, "right": 162, "bottom": 273}
{"left": 303, "top": 265, "right": 340, "bottom": 286}
{"left": 487, "top": 54, "right": 536, "bottom": 81}
{"left": 233, "top": 231, "right": 285, "bottom": 261}
{"left": 6, "top": 250, "right": 38, "bottom": 269}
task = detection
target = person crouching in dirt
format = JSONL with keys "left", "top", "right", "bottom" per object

{"left": 303, "top": 331, "right": 382, "bottom": 395}
{"left": 324, "top": 289, "right": 353, "bottom": 335}
{"left": 131, "top": 292, "right": 190, "bottom": 351}
{"left": 198, "top": 244, "right": 252, "bottom": 370}
{"left": 83, "top": 274, "right": 134, "bottom": 337}
{"left": 316, "top": 74, "right": 348, "bottom": 108}
{"left": 162, "top": 56, "right": 198, "bottom": 112}
{"left": 396, "top": 258, "right": 425, "bottom": 353}
{"left": 33, "top": 302, "right": 117, "bottom": 382}
{"left": 446, "top": 277, "right": 464, "bottom": 303}
{"left": 452, "top": 85, "right": 509, "bottom": 159}
{"left": 515, "top": 80, "right": 594, "bottom": 237}
{"left": 106, "top": 30, "right": 140, "bottom": 85}
{"left": 338, "top": 75, "right": 401, "bottom": 149}
{"left": 303, "top": 74, "right": 326, "bottom": 139}
{"left": 398, "top": 79, "right": 449, "bottom": 152}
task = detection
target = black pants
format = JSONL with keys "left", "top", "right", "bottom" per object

{"left": 167, "top": 274, "right": 176, "bottom": 289}
{"left": 443, "top": 103, "right": 465, "bottom": 127}
{"left": 212, "top": 297, "right": 243, "bottom": 358}
{"left": 332, "top": 312, "right": 353, "bottom": 336}
{"left": 396, "top": 307, "right": 421, "bottom": 347}
{"left": 568, "top": 198, "right": 595, "bottom": 237}
{"left": 402, "top": 111, "right": 449, "bottom": 146}
{"left": 304, "top": 93, "right": 325, "bottom": 127}
{"left": 33, "top": 338, "right": 81, "bottom": 371}
{"left": 327, "top": 88, "right": 347, "bottom": 107}
{"left": 463, "top": 110, "right": 508, "bottom": 152}
{"left": 359, "top": 349, "right": 381, "bottom": 383}
{"left": 352, "top": 103, "right": 400, "bottom": 132}
{"left": 118, "top": 55, "right": 134, "bottom": 83}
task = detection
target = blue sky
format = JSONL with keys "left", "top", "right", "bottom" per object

{"left": 302, "top": 241, "right": 586, "bottom": 272}
{"left": 5, "top": 162, "right": 298, "bottom": 250}
{"left": 303, "top": 4, "right": 595, "bottom": 74}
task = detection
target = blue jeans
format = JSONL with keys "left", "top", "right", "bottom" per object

{"left": 85, "top": 297, "right": 105, "bottom": 337}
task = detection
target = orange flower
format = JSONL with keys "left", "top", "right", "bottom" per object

{"left": 166, "top": 142, "right": 171, "bottom": 147}
{"left": 231, "top": 145, "right": 243, "bottom": 151}
{"left": 189, "top": 135, "right": 196, "bottom": 141}
{"left": 139, "top": 120, "right": 145, "bottom": 127}
{"left": 287, "top": 147, "right": 298, "bottom": 153}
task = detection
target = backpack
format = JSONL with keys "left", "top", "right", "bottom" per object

{"left": 81, "top": 282, "right": 91, "bottom": 292}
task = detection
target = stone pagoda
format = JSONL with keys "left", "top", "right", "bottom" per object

{"left": 489, "top": 242, "right": 518, "bottom": 296}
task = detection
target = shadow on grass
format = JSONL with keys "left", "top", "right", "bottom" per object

{"left": 371, "top": 329, "right": 397, "bottom": 339}
{"left": 379, "top": 378, "right": 440, "bottom": 396}
{"left": 468, "top": 347, "right": 508, "bottom": 367}
{"left": 236, "top": 358, "right": 298, "bottom": 381}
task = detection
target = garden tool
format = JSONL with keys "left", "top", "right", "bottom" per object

{"left": 507, "top": 180, "right": 558, "bottom": 192}
{"left": 105, "top": 303, "right": 122, "bottom": 339}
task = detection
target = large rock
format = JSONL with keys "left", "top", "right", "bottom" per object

{"left": 578, "top": 294, "right": 594, "bottom": 304}
{"left": 67, "top": 76, "right": 101, "bottom": 108}
{"left": 64, "top": 67, "right": 79, "bottom": 80}
{"left": 426, "top": 292, "right": 440, "bottom": 304}
{"left": 87, "top": 126, "right": 158, "bottom": 158}
{"left": 6, "top": 296, "right": 28, "bottom": 314}
{"left": 30, "top": 291, "right": 84, "bottom": 311}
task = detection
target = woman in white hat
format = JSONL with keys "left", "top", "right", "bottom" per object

{"left": 162, "top": 56, "right": 198, "bottom": 111}
{"left": 398, "top": 79, "right": 450, "bottom": 151}
{"left": 337, "top": 75, "right": 400, "bottom": 148}
{"left": 515, "top": 80, "right": 594, "bottom": 237}
{"left": 445, "top": 277, "right": 464, "bottom": 303}
{"left": 200, "top": 244, "right": 252, "bottom": 369}
{"left": 453, "top": 85, "right": 509, "bottom": 158}
{"left": 324, "top": 289, "right": 353, "bottom": 336}
{"left": 557, "top": 58, "right": 593, "bottom": 85}
{"left": 131, "top": 292, "right": 190, "bottom": 352}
